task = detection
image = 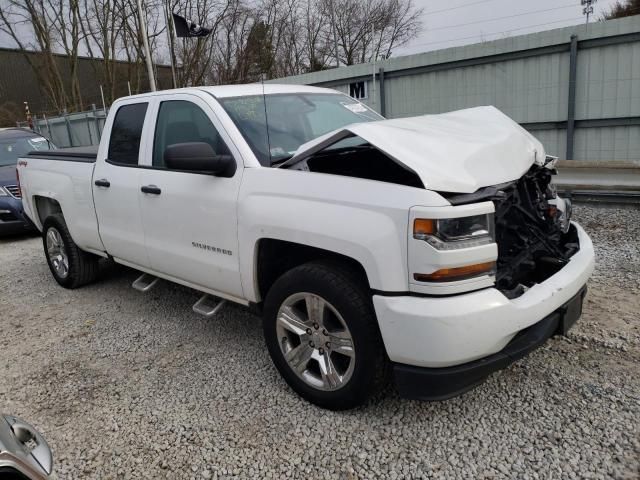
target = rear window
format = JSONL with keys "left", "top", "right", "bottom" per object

{"left": 108, "top": 103, "right": 148, "bottom": 165}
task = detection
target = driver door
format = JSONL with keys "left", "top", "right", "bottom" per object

{"left": 138, "top": 94, "right": 244, "bottom": 299}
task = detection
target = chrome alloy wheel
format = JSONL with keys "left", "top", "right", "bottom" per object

{"left": 46, "top": 227, "right": 69, "bottom": 278}
{"left": 276, "top": 292, "right": 356, "bottom": 391}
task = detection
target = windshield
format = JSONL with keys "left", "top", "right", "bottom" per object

{"left": 0, "top": 134, "right": 53, "bottom": 167}
{"left": 219, "top": 93, "right": 383, "bottom": 166}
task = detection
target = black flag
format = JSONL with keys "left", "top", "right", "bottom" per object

{"left": 172, "top": 13, "right": 212, "bottom": 38}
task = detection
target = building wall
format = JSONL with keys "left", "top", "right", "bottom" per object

{"left": 0, "top": 48, "right": 174, "bottom": 118}
{"left": 272, "top": 17, "right": 640, "bottom": 162}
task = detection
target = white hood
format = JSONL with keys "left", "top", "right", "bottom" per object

{"left": 291, "top": 106, "right": 546, "bottom": 193}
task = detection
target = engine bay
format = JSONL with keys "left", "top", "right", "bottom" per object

{"left": 291, "top": 142, "right": 424, "bottom": 189}
{"left": 491, "top": 164, "right": 579, "bottom": 297}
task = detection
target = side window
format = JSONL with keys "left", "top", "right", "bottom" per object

{"left": 108, "top": 103, "right": 148, "bottom": 165}
{"left": 153, "top": 100, "right": 232, "bottom": 169}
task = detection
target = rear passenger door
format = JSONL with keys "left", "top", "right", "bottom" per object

{"left": 138, "top": 94, "right": 244, "bottom": 299}
{"left": 93, "top": 100, "right": 152, "bottom": 268}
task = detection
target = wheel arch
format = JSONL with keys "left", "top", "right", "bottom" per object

{"left": 254, "top": 238, "right": 370, "bottom": 304}
{"left": 33, "top": 195, "right": 63, "bottom": 229}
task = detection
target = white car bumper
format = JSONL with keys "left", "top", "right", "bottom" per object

{"left": 373, "top": 222, "right": 595, "bottom": 369}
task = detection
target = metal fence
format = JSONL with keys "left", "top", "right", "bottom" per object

{"left": 272, "top": 16, "right": 640, "bottom": 162}
{"left": 27, "top": 106, "right": 108, "bottom": 148}
{"left": 23, "top": 17, "right": 640, "bottom": 161}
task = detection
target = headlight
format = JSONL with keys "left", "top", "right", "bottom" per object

{"left": 0, "top": 187, "right": 8, "bottom": 197}
{"left": 413, "top": 213, "right": 495, "bottom": 250}
{"left": 548, "top": 196, "right": 572, "bottom": 234}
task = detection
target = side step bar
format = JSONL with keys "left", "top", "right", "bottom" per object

{"left": 132, "top": 273, "right": 160, "bottom": 292}
{"left": 193, "top": 295, "right": 226, "bottom": 317}
{"left": 132, "top": 274, "right": 227, "bottom": 317}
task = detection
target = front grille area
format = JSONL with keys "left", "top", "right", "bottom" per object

{"left": 5, "top": 185, "right": 21, "bottom": 198}
{"left": 492, "top": 165, "right": 579, "bottom": 298}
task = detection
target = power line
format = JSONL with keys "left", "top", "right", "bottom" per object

{"left": 424, "top": 0, "right": 497, "bottom": 16}
{"left": 405, "top": 16, "right": 586, "bottom": 51}
{"left": 426, "top": 3, "right": 581, "bottom": 33}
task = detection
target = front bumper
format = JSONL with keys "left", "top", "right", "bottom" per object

{"left": 393, "top": 285, "right": 587, "bottom": 400}
{"left": 373, "top": 222, "right": 594, "bottom": 368}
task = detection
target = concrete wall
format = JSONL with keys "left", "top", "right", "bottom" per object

{"left": 272, "top": 17, "right": 640, "bottom": 162}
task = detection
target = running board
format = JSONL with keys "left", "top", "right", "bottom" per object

{"left": 193, "top": 295, "right": 226, "bottom": 317}
{"left": 132, "top": 273, "right": 160, "bottom": 292}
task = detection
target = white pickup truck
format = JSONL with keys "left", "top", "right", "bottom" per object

{"left": 17, "top": 84, "right": 594, "bottom": 409}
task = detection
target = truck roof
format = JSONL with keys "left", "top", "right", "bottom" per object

{"left": 201, "top": 84, "right": 336, "bottom": 98}
{"left": 119, "top": 84, "right": 337, "bottom": 101}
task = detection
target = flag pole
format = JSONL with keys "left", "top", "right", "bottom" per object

{"left": 164, "top": 2, "right": 178, "bottom": 88}
{"left": 136, "top": 0, "right": 157, "bottom": 92}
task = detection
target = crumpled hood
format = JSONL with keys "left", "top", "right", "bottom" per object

{"left": 292, "top": 106, "right": 546, "bottom": 193}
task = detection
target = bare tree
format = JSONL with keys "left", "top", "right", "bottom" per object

{"left": 119, "top": 0, "right": 166, "bottom": 92}
{"left": 601, "top": 0, "right": 640, "bottom": 19}
{"left": 172, "top": 0, "right": 233, "bottom": 86}
{"left": 1, "top": 0, "right": 423, "bottom": 112}
{"left": 326, "top": 0, "right": 422, "bottom": 65}
{"left": 79, "top": 0, "right": 128, "bottom": 103}
{"left": 47, "top": 0, "right": 85, "bottom": 109}
{"left": 0, "top": 0, "right": 72, "bottom": 111}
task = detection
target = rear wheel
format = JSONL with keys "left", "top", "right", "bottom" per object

{"left": 42, "top": 214, "right": 99, "bottom": 288}
{"left": 263, "top": 262, "right": 389, "bottom": 410}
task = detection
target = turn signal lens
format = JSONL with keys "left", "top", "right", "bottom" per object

{"left": 413, "top": 219, "right": 436, "bottom": 237}
{"left": 413, "top": 261, "right": 496, "bottom": 283}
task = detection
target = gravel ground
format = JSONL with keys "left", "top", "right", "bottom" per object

{"left": 1, "top": 204, "right": 639, "bottom": 479}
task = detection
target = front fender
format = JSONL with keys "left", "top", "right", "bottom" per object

{"left": 238, "top": 168, "right": 449, "bottom": 302}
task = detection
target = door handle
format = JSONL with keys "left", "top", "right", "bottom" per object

{"left": 94, "top": 178, "right": 110, "bottom": 188}
{"left": 141, "top": 185, "right": 161, "bottom": 195}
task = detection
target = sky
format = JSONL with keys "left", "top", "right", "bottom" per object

{"left": 396, "top": 0, "right": 620, "bottom": 55}
{"left": 0, "top": 0, "right": 623, "bottom": 58}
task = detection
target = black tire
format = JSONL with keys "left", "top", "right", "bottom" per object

{"left": 263, "top": 261, "right": 389, "bottom": 410}
{"left": 42, "top": 214, "right": 99, "bottom": 288}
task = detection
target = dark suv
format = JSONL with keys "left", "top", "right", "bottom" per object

{"left": 0, "top": 128, "right": 55, "bottom": 235}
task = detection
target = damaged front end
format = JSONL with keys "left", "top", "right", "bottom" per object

{"left": 442, "top": 158, "right": 579, "bottom": 298}
{"left": 491, "top": 161, "right": 579, "bottom": 298}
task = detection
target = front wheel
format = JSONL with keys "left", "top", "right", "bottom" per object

{"left": 42, "top": 214, "right": 99, "bottom": 288}
{"left": 263, "top": 262, "right": 389, "bottom": 410}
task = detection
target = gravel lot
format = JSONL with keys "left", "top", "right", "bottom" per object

{"left": 1, "top": 204, "right": 638, "bottom": 479}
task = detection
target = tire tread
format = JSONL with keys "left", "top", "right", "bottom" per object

{"left": 263, "top": 260, "right": 390, "bottom": 409}
{"left": 43, "top": 214, "right": 99, "bottom": 288}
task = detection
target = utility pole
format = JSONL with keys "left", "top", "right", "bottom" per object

{"left": 581, "top": 0, "right": 597, "bottom": 24}
{"left": 136, "top": 0, "right": 157, "bottom": 91}
{"left": 329, "top": 0, "right": 340, "bottom": 68}
{"left": 368, "top": 0, "right": 375, "bottom": 107}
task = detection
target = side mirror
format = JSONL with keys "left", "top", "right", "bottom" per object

{"left": 163, "top": 142, "right": 236, "bottom": 177}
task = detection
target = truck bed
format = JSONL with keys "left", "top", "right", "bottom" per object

{"left": 27, "top": 146, "right": 98, "bottom": 163}
{"left": 19, "top": 149, "right": 103, "bottom": 252}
